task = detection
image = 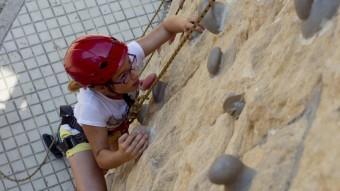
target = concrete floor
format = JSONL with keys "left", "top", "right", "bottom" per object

{"left": 0, "top": 0, "right": 166, "bottom": 190}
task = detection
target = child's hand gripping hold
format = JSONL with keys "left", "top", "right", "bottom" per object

{"left": 117, "top": 132, "right": 149, "bottom": 162}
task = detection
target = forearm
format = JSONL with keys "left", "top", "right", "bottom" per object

{"left": 95, "top": 149, "right": 127, "bottom": 170}
{"left": 137, "top": 16, "right": 186, "bottom": 56}
{"left": 137, "top": 23, "right": 173, "bottom": 56}
{"left": 162, "top": 15, "right": 187, "bottom": 34}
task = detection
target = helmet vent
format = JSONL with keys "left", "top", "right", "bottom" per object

{"left": 100, "top": 61, "right": 108, "bottom": 69}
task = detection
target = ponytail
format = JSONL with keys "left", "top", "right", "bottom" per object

{"left": 68, "top": 80, "right": 82, "bottom": 92}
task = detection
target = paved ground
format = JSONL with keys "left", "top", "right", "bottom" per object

{"left": 0, "top": 0, "right": 6, "bottom": 12}
{"left": 0, "top": 0, "right": 166, "bottom": 190}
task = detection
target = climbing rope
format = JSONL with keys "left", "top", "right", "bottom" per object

{"left": 0, "top": 139, "right": 56, "bottom": 182}
{"left": 142, "top": 0, "right": 167, "bottom": 37}
{"left": 175, "top": 0, "right": 186, "bottom": 15}
{"left": 129, "top": 0, "right": 215, "bottom": 123}
{"left": 139, "top": 0, "right": 185, "bottom": 76}
{"left": 139, "top": 0, "right": 168, "bottom": 75}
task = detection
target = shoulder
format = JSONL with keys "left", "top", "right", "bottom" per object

{"left": 74, "top": 89, "right": 108, "bottom": 127}
{"left": 127, "top": 41, "right": 145, "bottom": 67}
{"left": 127, "top": 41, "right": 145, "bottom": 56}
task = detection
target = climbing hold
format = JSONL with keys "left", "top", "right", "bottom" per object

{"left": 130, "top": 126, "right": 155, "bottom": 143}
{"left": 152, "top": 81, "right": 167, "bottom": 103}
{"left": 207, "top": 47, "right": 223, "bottom": 75}
{"left": 137, "top": 104, "right": 149, "bottom": 125}
{"left": 301, "top": 0, "right": 340, "bottom": 38}
{"left": 208, "top": 154, "right": 244, "bottom": 185}
{"left": 223, "top": 94, "right": 245, "bottom": 119}
{"left": 198, "top": 0, "right": 228, "bottom": 34}
{"left": 294, "top": 0, "right": 314, "bottom": 20}
{"left": 140, "top": 73, "right": 157, "bottom": 91}
{"left": 191, "top": 31, "right": 202, "bottom": 40}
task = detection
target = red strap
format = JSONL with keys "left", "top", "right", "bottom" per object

{"left": 108, "top": 120, "right": 129, "bottom": 135}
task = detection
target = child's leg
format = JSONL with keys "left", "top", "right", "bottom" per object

{"left": 68, "top": 151, "right": 107, "bottom": 191}
{"left": 59, "top": 125, "right": 107, "bottom": 191}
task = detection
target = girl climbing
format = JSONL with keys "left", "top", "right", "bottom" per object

{"left": 43, "top": 15, "right": 203, "bottom": 191}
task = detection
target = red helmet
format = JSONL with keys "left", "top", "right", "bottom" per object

{"left": 64, "top": 34, "right": 128, "bottom": 86}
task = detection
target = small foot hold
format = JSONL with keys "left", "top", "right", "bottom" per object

{"left": 301, "top": 0, "right": 340, "bottom": 38}
{"left": 207, "top": 47, "right": 223, "bottom": 75}
{"left": 152, "top": 81, "right": 167, "bottom": 103}
{"left": 294, "top": 0, "right": 314, "bottom": 20}
{"left": 137, "top": 104, "right": 149, "bottom": 125}
{"left": 208, "top": 154, "right": 244, "bottom": 185}
{"left": 199, "top": 0, "right": 228, "bottom": 34}
{"left": 223, "top": 93, "right": 245, "bottom": 119}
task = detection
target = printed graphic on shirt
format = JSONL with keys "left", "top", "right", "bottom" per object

{"left": 106, "top": 108, "right": 128, "bottom": 130}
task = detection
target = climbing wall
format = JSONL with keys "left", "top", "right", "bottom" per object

{"left": 107, "top": 0, "right": 340, "bottom": 190}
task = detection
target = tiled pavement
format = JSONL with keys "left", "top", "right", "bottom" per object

{"left": 0, "top": 0, "right": 167, "bottom": 190}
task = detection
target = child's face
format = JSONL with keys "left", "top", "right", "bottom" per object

{"left": 109, "top": 55, "right": 139, "bottom": 94}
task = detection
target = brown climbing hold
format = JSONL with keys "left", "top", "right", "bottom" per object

{"left": 223, "top": 93, "right": 245, "bottom": 119}
{"left": 294, "top": 0, "right": 314, "bottom": 20}
{"left": 137, "top": 104, "right": 149, "bottom": 125}
{"left": 152, "top": 81, "right": 167, "bottom": 103}
{"left": 207, "top": 47, "right": 223, "bottom": 75}
{"left": 208, "top": 154, "right": 244, "bottom": 185}
{"left": 301, "top": 0, "right": 340, "bottom": 38}
{"left": 199, "top": 0, "right": 228, "bottom": 34}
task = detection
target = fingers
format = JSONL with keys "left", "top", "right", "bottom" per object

{"left": 118, "top": 133, "right": 128, "bottom": 144}
{"left": 132, "top": 135, "right": 147, "bottom": 154}
{"left": 184, "top": 20, "right": 204, "bottom": 33}
{"left": 118, "top": 133, "right": 136, "bottom": 151}
{"left": 118, "top": 132, "right": 149, "bottom": 161}
{"left": 125, "top": 134, "right": 142, "bottom": 153}
{"left": 131, "top": 134, "right": 148, "bottom": 153}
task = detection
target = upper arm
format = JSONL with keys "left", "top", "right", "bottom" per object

{"left": 82, "top": 125, "right": 108, "bottom": 158}
{"left": 137, "top": 23, "right": 173, "bottom": 56}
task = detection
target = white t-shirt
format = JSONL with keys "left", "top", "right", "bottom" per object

{"left": 74, "top": 41, "right": 145, "bottom": 130}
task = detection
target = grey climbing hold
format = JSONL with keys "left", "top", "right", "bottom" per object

{"left": 198, "top": 0, "right": 228, "bottom": 34}
{"left": 191, "top": 31, "right": 202, "bottom": 40}
{"left": 152, "top": 81, "right": 167, "bottom": 103}
{"left": 294, "top": 0, "right": 314, "bottom": 20}
{"left": 137, "top": 104, "right": 149, "bottom": 125}
{"left": 207, "top": 47, "right": 223, "bottom": 75}
{"left": 208, "top": 154, "right": 244, "bottom": 185}
{"left": 301, "top": 0, "right": 340, "bottom": 38}
{"left": 223, "top": 94, "right": 245, "bottom": 119}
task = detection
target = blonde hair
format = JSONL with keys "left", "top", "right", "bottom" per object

{"left": 68, "top": 80, "right": 82, "bottom": 92}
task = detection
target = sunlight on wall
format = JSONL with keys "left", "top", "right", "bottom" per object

{"left": 0, "top": 67, "right": 18, "bottom": 109}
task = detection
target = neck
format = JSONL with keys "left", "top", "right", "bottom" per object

{"left": 106, "top": 86, "right": 125, "bottom": 99}
{"left": 94, "top": 85, "right": 124, "bottom": 99}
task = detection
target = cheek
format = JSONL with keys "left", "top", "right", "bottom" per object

{"left": 112, "top": 84, "right": 136, "bottom": 93}
{"left": 127, "top": 71, "right": 139, "bottom": 84}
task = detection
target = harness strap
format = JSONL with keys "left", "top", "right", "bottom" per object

{"left": 54, "top": 105, "right": 88, "bottom": 154}
{"left": 57, "top": 133, "right": 88, "bottom": 153}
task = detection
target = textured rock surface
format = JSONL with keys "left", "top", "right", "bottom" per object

{"left": 108, "top": 0, "right": 340, "bottom": 190}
